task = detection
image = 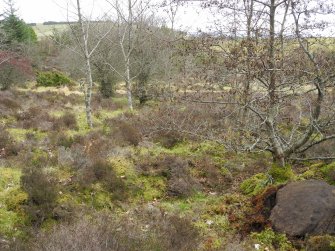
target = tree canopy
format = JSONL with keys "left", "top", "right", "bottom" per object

{"left": 1, "top": 14, "right": 37, "bottom": 44}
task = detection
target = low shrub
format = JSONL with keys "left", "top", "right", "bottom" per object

{"left": 105, "top": 118, "right": 142, "bottom": 146}
{"left": 153, "top": 130, "right": 183, "bottom": 149}
{"left": 137, "top": 155, "right": 200, "bottom": 198}
{"left": 0, "top": 52, "right": 33, "bottom": 90}
{"left": 53, "top": 112, "right": 78, "bottom": 131}
{"left": 0, "top": 97, "right": 21, "bottom": 110}
{"left": 76, "top": 159, "right": 128, "bottom": 201}
{"left": 20, "top": 167, "right": 58, "bottom": 225}
{"left": 57, "top": 144, "right": 89, "bottom": 169}
{"left": 306, "top": 235, "right": 335, "bottom": 251}
{"left": 49, "top": 132, "right": 74, "bottom": 148}
{"left": 32, "top": 210, "right": 200, "bottom": 251}
{"left": 192, "top": 157, "right": 232, "bottom": 192}
{"left": 36, "top": 70, "right": 73, "bottom": 87}
{"left": 0, "top": 126, "right": 20, "bottom": 157}
{"left": 15, "top": 106, "right": 53, "bottom": 130}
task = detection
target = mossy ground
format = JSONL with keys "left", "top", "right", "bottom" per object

{"left": 0, "top": 168, "right": 27, "bottom": 238}
{"left": 0, "top": 85, "right": 333, "bottom": 250}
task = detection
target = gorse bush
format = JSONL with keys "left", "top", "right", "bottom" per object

{"left": 36, "top": 71, "right": 73, "bottom": 87}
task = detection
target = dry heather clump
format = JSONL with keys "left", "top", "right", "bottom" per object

{"left": 76, "top": 159, "right": 128, "bottom": 201}
{"left": 105, "top": 117, "right": 142, "bottom": 146}
{"left": 21, "top": 167, "right": 59, "bottom": 225}
{"left": 15, "top": 106, "right": 53, "bottom": 130}
{"left": 53, "top": 112, "right": 78, "bottom": 131}
{"left": 133, "top": 103, "right": 228, "bottom": 147}
{"left": 32, "top": 210, "right": 200, "bottom": 251}
{"left": 0, "top": 126, "right": 20, "bottom": 157}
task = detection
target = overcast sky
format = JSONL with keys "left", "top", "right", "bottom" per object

{"left": 0, "top": 0, "right": 213, "bottom": 32}
{"left": 0, "top": 0, "right": 334, "bottom": 36}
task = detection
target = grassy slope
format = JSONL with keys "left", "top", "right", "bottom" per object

{"left": 33, "top": 24, "right": 68, "bottom": 39}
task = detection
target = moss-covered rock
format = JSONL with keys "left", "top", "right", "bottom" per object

{"left": 320, "top": 162, "right": 335, "bottom": 185}
{"left": 240, "top": 173, "right": 270, "bottom": 196}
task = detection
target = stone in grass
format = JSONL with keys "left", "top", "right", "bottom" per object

{"left": 270, "top": 180, "right": 335, "bottom": 236}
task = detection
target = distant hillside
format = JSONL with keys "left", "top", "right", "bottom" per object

{"left": 32, "top": 23, "right": 69, "bottom": 38}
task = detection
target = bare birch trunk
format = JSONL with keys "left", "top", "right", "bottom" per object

{"left": 125, "top": 57, "right": 133, "bottom": 110}
{"left": 77, "top": 0, "right": 93, "bottom": 128}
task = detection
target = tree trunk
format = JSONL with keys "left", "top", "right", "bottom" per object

{"left": 266, "top": 0, "right": 285, "bottom": 166}
{"left": 84, "top": 57, "right": 93, "bottom": 128}
{"left": 125, "top": 57, "right": 133, "bottom": 110}
{"left": 77, "top": 0, "right": 93, "bottom": 128}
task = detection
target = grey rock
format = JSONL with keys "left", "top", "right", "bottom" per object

{"left": 270, "top": 180, "right": 335, "bottom": 236}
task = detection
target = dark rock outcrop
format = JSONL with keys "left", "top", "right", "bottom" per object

{"left": 270, "top": 180, "right": 335, "bottom": 236}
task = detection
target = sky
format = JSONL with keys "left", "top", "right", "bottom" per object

{"left": 0, "top": 0, "right": 213, "bottom": 33}
{"left": 0, "top": 0, "right": 334, "bottom": 36}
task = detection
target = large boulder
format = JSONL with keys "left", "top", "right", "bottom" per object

{"left": 270, "top": 180, "right": 335, "bottom": 236}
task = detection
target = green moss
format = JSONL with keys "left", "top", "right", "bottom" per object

{"left": 268, "top": 164, "right": 295, "bottom": 183}
{"left": 168, "top": 142, "right": 194, "bottom": 156}
{"left": 251, "top": 228, "right": 294, "bottom": 251}
{"left": 0, "top": 116, "right": 16, "bottom": 126}
{"left": 300, "top": 162, "right": 335, "bottom": 185}
{"left": 51, "top": 109, "right": 94, "bottom": 135}
{"left": 112, "top": 97, "right": 128, "bottom": 107}
{"left": 192, "top": 141, "right": 225, "bottom": 155}
{"left": 7, "top": 128, "right": 31, "bottom": 142}
{"left": 57, "top": 192, "right": 77, "bottom": 204}
{"left": 49, "top": 110, "right": 64, "bottom": 118}
{"left": 4, "top": 188, "right": 28, "bottom": 211}
{"left": 109, "top": 157, "right": 136, "bottom": 178}
{"left": 95, "top": 109, "right": 125, "bottom": 121}
{"left": 108, "top": 157, "right": 167, "bottom": 202}
{"left": 134, "top": 176, "right": 167, "bottom": 201}
{"left": 0, "top": 168, "right": 21, "bottom": 191}
{"left": 41, "top": 218, "right": 58, "bottom": 231}
{"left": 320, "top": 162, "right": 335, "bottom": 185}
{"left": 31, "top": 148, "right": 49, "bottom": 166}
{"left": 7, "top": 128, "right": 46, "bottom": 142}
{"left": 0, "top": 168, "right": 26, "bottom": 238}
{"left": 80, "top": 184, "right": 113, "bottom": 209}
{"left": 240, "top": 173, "right": 270, "bottom": 196}
{"left": 0, "top": 208, "right": 23, "bottom": 237}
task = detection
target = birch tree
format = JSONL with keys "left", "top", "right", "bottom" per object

{"left": 193, "top": 0, "right": 335, "bottom": 166}
{"left": 105, "top": 0, "right": 151, "bottom": 110}
{"left": 72, "top": 0, "right": 111, "bottom": 127}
